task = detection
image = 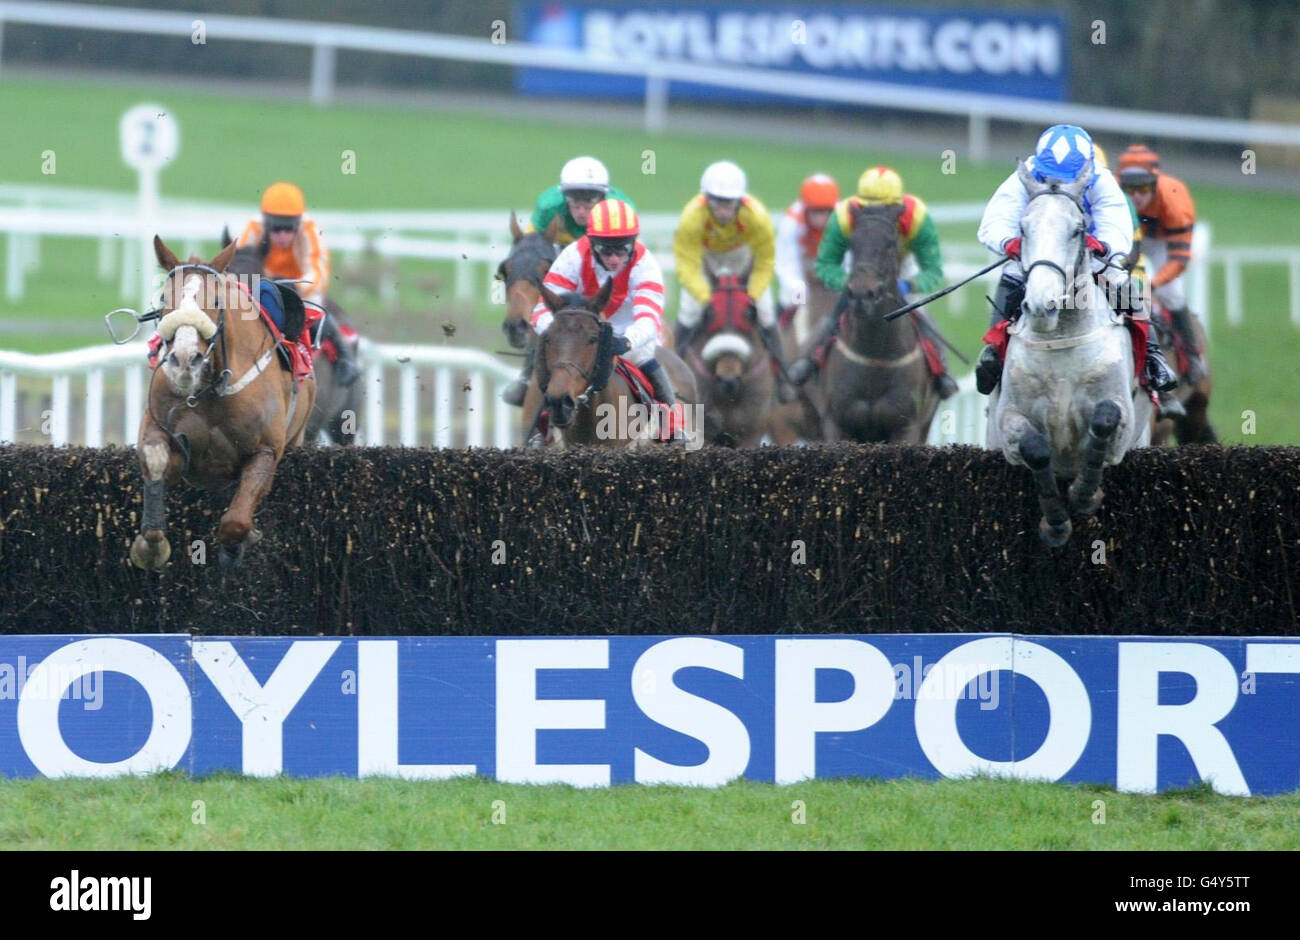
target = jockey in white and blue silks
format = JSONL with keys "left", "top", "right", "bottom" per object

{"left": 974, "top": 124, "right": 1177, "bottom": 397}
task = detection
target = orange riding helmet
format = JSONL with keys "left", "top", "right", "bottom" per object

{"left": 799, "top": 173, "right": 839, "bottom": 210}
{"left": 1116, "top": 145, "right": 1160, "bottom": 189}
{"left": 261, "top": 182, "right": 306, "bottom": 222}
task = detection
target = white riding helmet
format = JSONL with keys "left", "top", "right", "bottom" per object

{"left": 700, "top": 161, "right": 747, "bottom": 200}
{"left": 559, "top": 156, "right": 610, "bottom": 193}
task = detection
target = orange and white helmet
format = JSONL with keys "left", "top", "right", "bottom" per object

{"left": 261, "top": 181, "right": 305, "bottom": 217}
{"left": 799, "top": 173, "right": 839, "bottom": 210}
{"left": 856, "top": 166, "right": 904, "bottom": 205}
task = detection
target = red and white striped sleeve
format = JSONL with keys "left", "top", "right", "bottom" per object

{"left": 531, "top": 243, "right": 582, "bottom": 332}
{"left": 629, "top": 250, "right": 665, "bottom": 333}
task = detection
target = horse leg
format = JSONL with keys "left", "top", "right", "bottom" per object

{"left": 217, "top": 446, "right": 277, "bottom": 568}
{"left": 130, "top": 425, "right": 183, "bottom": 571}
{"left": 1068, "top": 400, "right": 1121, "bottom": 515}
{"left": 1018, "top": 428, "right": 1072, "bottom": 547}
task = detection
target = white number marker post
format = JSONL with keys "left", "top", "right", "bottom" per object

{"left": 119, "top": 104, "right": 179, "bottom": 313}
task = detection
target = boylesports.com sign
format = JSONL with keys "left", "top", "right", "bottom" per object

{"left": 1, "top": 635, "right": 1296, "bottom": 794}
{"left": 515, "top": 3, "right": 1067, "bottom": 102}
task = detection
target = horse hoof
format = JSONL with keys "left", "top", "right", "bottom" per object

{"left": 1038, "top": 517, "right": 1072, "bottom": 547}
{"left": 245, "top": 528, "right": 264, "bottom": 547}
{"left": 217, "top": 541, "right": 245, "bottom": 569}
{"left": 130, "top": 533, "right": 171, "bottom": 571}
{"left": 1069, "top": 484, "right": 1104, "bottom": 516}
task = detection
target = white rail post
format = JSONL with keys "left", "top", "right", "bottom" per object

{"left": 399, "top": 362, "right": 417, "bottom": 446}
{"left": 1224, "top": 256, "right": 1243, "bottom": 327}
{"left": 85, "top": 369, "right": 104, "bottom": 447}
{"left": 494, "top": 383, "right": 512, "bottom": 449}
{"left": 51, "top": 373, "right": 69, "bottom": 446}
{"left": 467, "top": 369, "right": 485, "bottom": 447}
{"left": 124, "top": 364, "right": 143, "bottom": 444}
{"left": 0, "top": 372, "right": 15, "bottom": 443}
{"left": 364, "top": 361, "right": 384, "bottom": 445}
{"left": 969, "top": 111, "right": 990, "bottom": 164}
{"left": 645, "top": 71, "right": 668, "bottom": 133}
{"left": 120, "top": 104, "right": 179, "bottom": 314}
{"left": 310, "top": 43, "right": 336, "bottom": 106}
{"left": 1290, "top": 258, "right": 1300, "bottom": 328}
{"left": 434, "top": 366, "right": 452, "bottom": 448}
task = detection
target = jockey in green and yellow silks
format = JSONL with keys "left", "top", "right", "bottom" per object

{"left": 814, "top": 166, "right": 956, "bottom": 399}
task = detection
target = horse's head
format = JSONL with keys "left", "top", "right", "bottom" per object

{"left": 153, "top": 235, "right": 240, "bottom": 398}
{"left": 700, "top": 268, "right": 758, "bottom": 397}
{"left": 536, "top": 279, "right": 615, "bottom": 427}
{"left": 498, "top": 213, "right": 560, "bottom": 349}
{"left": 1016, "top": 159, "right": 1092, "bottom": 331}
{"left": 845, "top": 202, "right": 904, "bottom": 311}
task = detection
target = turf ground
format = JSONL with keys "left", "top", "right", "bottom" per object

{"left": 2, "top": 775, "right": 1297, "bottom": 850}
{"left": 2, "top": 75, "right": 1299, "bottom": 442}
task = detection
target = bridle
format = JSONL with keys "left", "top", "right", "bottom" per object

{"left": 1020, "top": 185, "right": 1089, "bottom": 296}
{"left": 153, "top": 263, "right": 233, "bottom": 406}
{"left": 541, "top": 308, "right": 606, "bottom": 410}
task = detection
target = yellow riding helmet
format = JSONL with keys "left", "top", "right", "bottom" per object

{"left": 1092, "top": 143, "right": 1109, "bottom": 171}
{"left": 261, "top": 182, "right": 306, "bottom": 216}
{"left": 856, "top": 166, "right": 904, "bottom": 204}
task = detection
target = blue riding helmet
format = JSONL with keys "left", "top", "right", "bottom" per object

{"left": 1030, "top": 124, "right": 1094, "bottom": 183}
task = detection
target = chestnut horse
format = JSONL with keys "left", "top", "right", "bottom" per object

{"left": 130, "top": 236, "right": 315, "bottom": 570}
{"left": 680, "top": 269, "right": 774, "bottom": 447}
{"left": 524, "top": 280, "right": 698, "bottom": 448}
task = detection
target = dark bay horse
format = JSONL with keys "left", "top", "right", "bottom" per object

{"left": 524, "top": 281, "right": 699, "bottom": 448}
{"left": 821, "top": 202, "right": 937, "bottom": 443}
{"left": 680, "top": 270, "right": 773, "bottom": 447}
{"left": 130, "top": 236, "right": 315, "bottom": 570}
{"left": 221, "top": 227, "right": 360, "bottom": 445}
{"left": 1150, "top": 300, "right": 1216, "bottom": 445}
{"left": 497, "top": 213, "right": 559, "bottom": 429}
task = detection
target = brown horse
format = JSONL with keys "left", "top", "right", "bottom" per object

{"left": 523, "top": 280, "right": 698, "bottom": 448}
{"left": 1150, "top": 301, "right": 1216, "bottom": 445}
{"left": 130, "top": 236, "right": 315, "bottom": 570}
{"left": 821, "top": 202, "right": 937, "bottom": 443}
{"left": 768, "top": 257, "right": 839, "bottom": 445}
{"left": 221, "top": 227, "right": 361, "bottom": 445}
{"left": 680, "top": 270, "right": 773, "bottom": 447}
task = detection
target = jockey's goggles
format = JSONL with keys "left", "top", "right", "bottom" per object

{"left": 563, "top": 190, "right": 606, "bottom": 206}
{"left": 591, "top": 238, "right": 635, "bottom": 258}
{"left": 264, "top": 214, "right": 301, "bottom": 233}
{"left": 706, "top": 195, "right": 741, "bottom": 211}
{"left": 1121, "top": 182, "right": 1155, "bottom": 196}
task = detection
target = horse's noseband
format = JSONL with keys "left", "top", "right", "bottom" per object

{"left": 157, "top": 262, "right": 231, "bottom": 405}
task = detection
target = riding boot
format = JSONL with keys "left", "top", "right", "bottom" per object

{"left": 1167, "top": 306, "right": 1207, "bottom": 383}
{"left": 321, "top": 314, "right": 360, "bottom": 385}
{"left": 1144, "top": 337, "right": 1179, "bottom": 393}
{"left": 642, "top": 358, "right": 678, "bottom": 407}
{"left": 501, "top": 341, "right": 535, "bottom": 407}
{"left": 976, "top": 275, "right": 1024, "bottom": 396}
{"left": 912, "top": 309, "right": 959, "bottom": 400}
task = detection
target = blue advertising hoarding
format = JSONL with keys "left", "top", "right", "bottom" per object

{"left": 1, "top": 634, "right": 1296, "bottom": 794}
{"left": 515, "top": 3, "right": 1067, "bottom": 103}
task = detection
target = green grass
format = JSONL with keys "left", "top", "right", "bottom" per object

{"left": 2, "top": 74, "right": 1299, "bottom": 441}
{"left": 2, "top": 774, "right": 1296, "bottom": 850}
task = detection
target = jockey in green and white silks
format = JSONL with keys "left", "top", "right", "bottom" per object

{"left": 974, "top": 123, "right": 1176, "bottom": 397}
{"left": 528, "top": 156, "right": 637, "bottom": 247}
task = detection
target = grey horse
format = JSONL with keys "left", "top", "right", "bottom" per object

{"left": 987, "top": 159, "right": 1153, "bottom": 547}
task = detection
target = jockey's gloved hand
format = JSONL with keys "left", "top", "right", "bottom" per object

{"left": 1085, "top": 235, "right": 1108, "bottom": 258}
{"left": 1001, "top": 237, "right": 1022, "bottom": 259}
{"left": 611, "top": 335, "right": 632, "bottom": 356}
{"left": 897, "top": 279, "right": 911, "bottom": 296}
